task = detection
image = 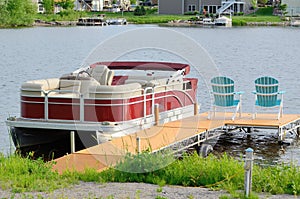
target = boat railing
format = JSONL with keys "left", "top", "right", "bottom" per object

{"left": 45, "top": 89, "right": 84, "bottom": 122}
{"left": 32, "top": 85, "right": 193, "bottom": 123}
{"left": 21, "top": 76, "right": 195, "bottom": 123}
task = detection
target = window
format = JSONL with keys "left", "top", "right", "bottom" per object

{"left": 38, "top": 4, "right": 44, "bottom": 13}
{"left": 188, "top": 4, "right": 196, "bottom": 12}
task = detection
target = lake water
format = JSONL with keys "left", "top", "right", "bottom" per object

{"left": 0, "top": 25, "right": 299, "bottom": 165}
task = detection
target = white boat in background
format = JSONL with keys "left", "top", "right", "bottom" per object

{"left": 106, "top": 18, "right": 127, "bottom": 25}
{"left": 215, "top": 16, "right": 232, "bottom": 27}
{"left": 203, "top": 18, "right": 215, "bottom": 25}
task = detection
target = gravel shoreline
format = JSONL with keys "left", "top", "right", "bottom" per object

{"left": 0, "top": 182, "right": 299, "bottom": 199}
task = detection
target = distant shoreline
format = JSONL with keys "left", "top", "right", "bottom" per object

{"left": 32, "top": 19, "right": 293, "bottom": 27}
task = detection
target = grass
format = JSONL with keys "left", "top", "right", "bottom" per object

{"left": 232, "top": 7, "right": 282, "bottom": 25}
{"left": 34, "top": 8, "right": 192, "bottom": 24}
{"left": 0, "top": 153, "right": 77, "bottom": 193}
{"left": 0, "top": 152, "right": 299, "bottom": 197}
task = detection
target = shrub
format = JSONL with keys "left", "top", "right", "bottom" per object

{"left": 134, "top": 6, "right": 146, "bottom": 16}
{"left": 184, "top": 11, "right": 199, "bottom": 15}
{"left": 232, "top": 19, "right": 247, "bottom": 26}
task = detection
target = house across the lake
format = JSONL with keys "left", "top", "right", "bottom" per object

{"left": 158, "top": 0, "right": 252, "bottom": 15}
{"left": 32, "top": 0, "right": 130, "bottom": 13}
{"left": 282, "top": 0, "right": 300, "bottom": 16}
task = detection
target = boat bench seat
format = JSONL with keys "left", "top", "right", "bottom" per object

{"left": 124, "top": 75, "right": 184, "bottom": 91}
{"left": 89, "top": 83, "right": 142, "bottom": 99}
{"left": 21, "top": 78, "right": 82, "bottom": 97}
{"left": 21, "top": 78, "right": 60, "bottom": 96}
{"left": 147, "top": 78, "right": 184, "bottom": 92}
{"left": 124, "top": 75, "right": 169, "bottom": 86}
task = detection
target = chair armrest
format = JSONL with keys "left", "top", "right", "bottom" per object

{"left": 234, "top": 91, "right": 244, "bottom": 95}
{"left": 252, "top": 91, "right": 257, "bottom": 94}
{"left": 278, "top": 91, "right": 285, "bottom": 94}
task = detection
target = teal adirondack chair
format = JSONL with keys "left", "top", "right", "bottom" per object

{"left": 252, "top": 76, "right": 284, "bottom": 120}
{"left": 209, "top": 76, "right": 243, "bottom": 121}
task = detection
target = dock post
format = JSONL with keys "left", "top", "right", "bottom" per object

{"left": 154, "top": 104, "right": 159, "bottom": 125}
{"left": 70, "top": 131, "right": 75, "bottom": 153}
{"left": 194, "top": 103, "right": 199, "bottom": 116}
{"left": 136, "top": 137, "right": 141, "bottom": 154}
{"left": 244, "top": 148, "right": 253, "bottom": 198}
{"left": 278, "top": 128, "right": 284, "bottom": 143}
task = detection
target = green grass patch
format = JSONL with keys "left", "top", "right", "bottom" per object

{"left": 255, "top": 7, "right": 274, "bottom": 16}
{"left": 232, "top": 16, "right": 281, "bottom": 23}
{"left": 1, "top": 152, "right": 299, "bottom": 197}
{"left": 0, "top": 153, "right": 78, "bottom": 193}
{"left": 232, "top": 7, "right": 282, "bottom": 25}
{"left": 34, "top": 10, "right": 193, "bottom": 24}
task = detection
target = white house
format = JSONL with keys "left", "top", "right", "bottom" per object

{"left": 281, "top": 0, "right": 300, "bottom": 16}
{"left": 32, "top": 0, "right": 64, "bottom": 13}
{"left": 74, "top": 0, "right": 104, "bottom": 11}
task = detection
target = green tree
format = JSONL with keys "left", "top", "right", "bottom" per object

{"left": 134, "top": 5, "right": 146, "bottom": 16}
{"left": 42, "top": 0, "right": 54, "bottom": 14}
{"left": 57, "top": 0, "right": 75, "bottom": 10}
{"left": 251, "top": 0, "right": 257, "bottom": 15}
{"left": 279, "top": 4, "right": 288, "bottom": 16}
{"left": 0, "top": 0, "right": 36, "bottom": 27}
{"left": 259, "top": 0, "right": 268, "bottom": 6}
{"left": 0, "top": 0, "right": 9, "bottom": 25}
{"left": 140, "top": 5, "right": 146, "bottom": 15}
{"left": 134, "top": 5, "right": 140, "bottom": 15}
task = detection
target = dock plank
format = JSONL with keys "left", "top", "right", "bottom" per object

{"left": 52, "top": 112, "right": 300, "bottom": 174}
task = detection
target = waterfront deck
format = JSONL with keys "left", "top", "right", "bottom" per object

{"left": 53, "top": 112, "right": 300, "bottom": 174}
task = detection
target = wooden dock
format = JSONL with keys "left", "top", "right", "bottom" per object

{"left": 53, "top": 112, "right": 300, "bottom": 174}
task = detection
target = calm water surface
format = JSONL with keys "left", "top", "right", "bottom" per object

{"left": 0, "top": 25, "right": 299, "bottom": 164}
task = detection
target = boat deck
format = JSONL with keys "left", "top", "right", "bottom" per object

{"left": 52, "top": 112, "right": 300, "bottom": 173}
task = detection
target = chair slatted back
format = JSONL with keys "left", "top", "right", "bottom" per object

{"left": 255, "top": 76, "right": 279, "bottom": 107}
{"left": 211, "top": 76, "right": 235, "bottom": 107}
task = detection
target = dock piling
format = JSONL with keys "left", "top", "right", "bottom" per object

{"left": 70, "top": 131, "right": 75, "bottom": 153}
{"left": 194, "top": 103, "right": 199, "bottom": 115}
{"left": 154, "top": 104, "right": 160, "bottom": 125}
{"left": 136, "top": 137, "right": 141, "bottom": 154}
{"left": 244, "top": 148, "right": 253, "bottom": 198}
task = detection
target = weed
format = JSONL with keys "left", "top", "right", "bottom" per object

{"left": 135, "top": 190, "right": 141, "bottom": 199}
{"left": 155, "top": 196, "right": 168, "bottom": 199}
{"left": 188, "top": 194, "right": 194, "bottom": 199}
{"left": 156, "top": 187, "right": 163, "bottom": 193}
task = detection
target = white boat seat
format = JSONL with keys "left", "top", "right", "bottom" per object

{"left": 21, "top": 78, "right": 60, "bottom": 96}
{"left": 79, "top": 78, "right": 100, "bottom": 97}
{"left": 89, "top": 83, "right": 142, "bottom": 99}
{"left": 146, "top": 77, "right": 183, "bottom": 92}
{"left": 90, "top": 65, "right": 109, "bottom": 85}
{"left": 125, "top": 79, "right": 149, "bottom": 87}
{"left": 59, "top": 79, "right": 81, "bottom": 94}
{"left": 107, "top": 70, "right": 114, "bottom": 86}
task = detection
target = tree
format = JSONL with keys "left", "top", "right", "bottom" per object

{"left": 251, "top": 0, "right": 257, "bottom": 15}
{"left": 134, "top": 5, "right": 146, "bottom": 16}
{"left": 42, "top": 0, "right": 54, "bottom": 14}
{"left": 279, "top": 4, "right": 288, "bottom": 16}
{"left": 140, "top": 5, "right": 146, "bottom": 15}
{"left": 0, "top": 0, "right": 36, "bottom": 27}
{"left": 251, "top": 0, "right": 257, "bottom": 9}
{"left": 57, "top": 0, "right": 75, "bottom": 10}
{"left": 259, "top": 0, "right": 268, "bottom": 6}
